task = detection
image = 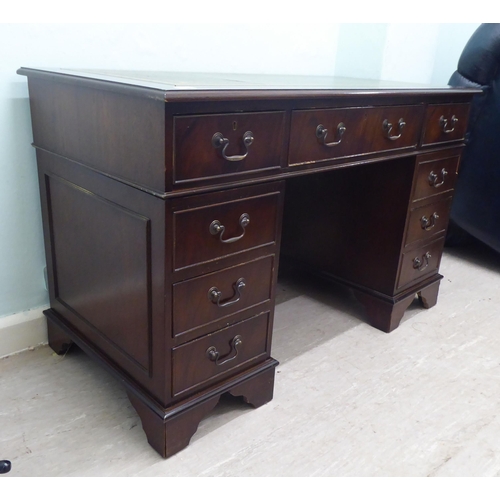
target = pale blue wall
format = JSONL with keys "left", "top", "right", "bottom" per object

{"left": 0, "top": 70, "right": 46, "bottom": 316}
{"left": 334, "top": 23, "right": 480, "bottom": 83}
{"left": 430, "top": 23, "right": 481, "bottom": 85}
{"left": 0, "top": 23, "right": 341, "bottom": 319}
{"left": 335, "top": 24, "right": 389, "bottom": 79}
{"left": 0, "top": 23, "right": 482, "bottom": 319}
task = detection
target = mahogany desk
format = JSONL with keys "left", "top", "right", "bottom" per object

{"left": 17, "top": 68, "right": 480, "bottom": 457}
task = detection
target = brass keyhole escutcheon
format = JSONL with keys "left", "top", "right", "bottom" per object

{"left": 233, "top": 121, "right": 238, "bottom": 131}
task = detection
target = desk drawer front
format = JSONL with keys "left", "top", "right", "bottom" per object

{"left": 398, "top": 238, "right": 445, "bottom": 289}
{"left": 173, "top": 112, "right": 285, "bottom": 183}
{"left": 412, "top": 154, "right": 460, "bottom": 201}
{"left": 365, "top": 105, "right": 424, "bottom": 152}
{"left": 172, "top": 312, "right": 270, "bottom": 396}
{"left": 173, "top": 189, "right": 281, "bottom": 270}
{"left": 405, "top": 197, "right": 452, "bottom": 246}
{"left": 172, "top": 256, "right": 274, "bottom": 337}
{"left": 422, "top": 103, "right": 470, "bottom": 145}
{"left": 289, "top": 107, "right": 368, "bottom": 164}
{"left": 289, "top": 105, "right": 423, "bottom": 166}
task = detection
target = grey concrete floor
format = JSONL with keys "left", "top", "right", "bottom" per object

{"left": 1, "top": 240, "right": 500, "bottom": 477}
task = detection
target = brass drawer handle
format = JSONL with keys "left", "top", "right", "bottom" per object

{"left": 316, "top": 122, "right": 346, "bottom": 147}
{"left": 413, "top": 251, "right": 431, "bottom": 271}
{"left": 439, "top": 115, "right": 458, "bottom": 134}
{"left": 206, "top": 335, "right": 243, "bottom": 366}
{"left": 212, "top": 131, "right": 254, "bottom": 161}
{"left": 208, "top": 278, "right": 246, "bottom": 308}
{"left": 383, "top": 118, "right": 406, "bottom": 141}
{"left": 421, "top": 212, "right": 439, "bottom": 231}
{"left": 209, "top": 213, "right": 250, "bottom": 244}
{"left": 428, "top": 168, "right": 448, "bottom": 188}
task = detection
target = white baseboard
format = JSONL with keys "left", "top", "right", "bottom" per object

{"left": 0, "top": 307, "right": 48, "bottom": 359}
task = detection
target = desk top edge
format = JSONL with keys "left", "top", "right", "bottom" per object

{"left": 17, "top": 67, "right": 482, "bottom": 102}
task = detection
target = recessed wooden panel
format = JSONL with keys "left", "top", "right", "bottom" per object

{"left": 47, "top": 175, "right": 152, "bottom": 371}
{"left": 173, "top": 111, "right": 285, "bottom": 183}
{"left": 172, "top": 312, "right": 270, "bottom": 397}
{"left": 281, "top": 158, "right": 415, "bottom": 296}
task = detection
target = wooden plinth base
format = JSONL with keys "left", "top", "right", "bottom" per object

{"left": 45, "top": 309, "right": 277, "bottom": 459}
{"left": 127, "top": 361, "right": 277, "bottom": 458}
{"left": 47, "top": 317, "right": 74, "bottom": 355}
{"left": 353, "top": 277, "right": 442, "bottom": 333}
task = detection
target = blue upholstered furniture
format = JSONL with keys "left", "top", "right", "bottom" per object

{"left": 447, "top": 23, "right": 500, "bottom": 253}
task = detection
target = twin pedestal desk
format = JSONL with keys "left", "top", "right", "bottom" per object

{"left": 18, "top": 68, "right": 479, "bottom": 458}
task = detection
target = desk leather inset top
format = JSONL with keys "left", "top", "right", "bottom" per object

{"left": 17, "top": 68, "right": 480, "bottom": 458}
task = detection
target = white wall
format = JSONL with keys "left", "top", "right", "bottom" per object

{"left": 0, "top": 23, "right": 481, "bottom": 328}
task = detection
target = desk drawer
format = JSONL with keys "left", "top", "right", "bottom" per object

{"left": 398, "top": 238, "right": 445, "bottom": 289}
{"left": 422, "top": 103, "right": 470, "bottom": 145}
{"left": 412, "top": 154, "right": 460, "bottom": 201}
{"left": 172, "top": 256, "right": 275, "bottom": 338}
{"left": 172, "top": 312, "right": 270, "bottom": 396}
{"left": 172, "top": 185, "right": 282, "bottom": 271}
{"left": 173, "top": 112, "right": 285, "bottom": 183}
{"left": 405, "top": 197, "right": 452, "bottom": 246}
{"left": 289, "top": 105, "right": 423, "bottom": 166}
